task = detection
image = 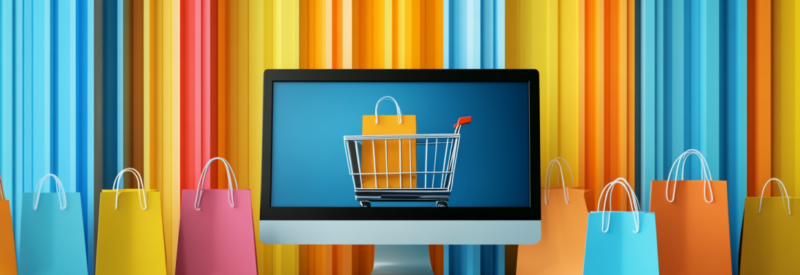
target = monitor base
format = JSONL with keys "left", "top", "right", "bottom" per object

{"left": 372, "top": 245, "right": 435, "bottom": 275}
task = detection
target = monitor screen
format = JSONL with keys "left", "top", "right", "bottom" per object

{"left": 270, "top": 82, "right": 530, "bottom": 208}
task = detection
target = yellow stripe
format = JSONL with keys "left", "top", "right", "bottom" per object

{"left": 342, "top": 0, "right": 352, "bottom": 69}
{"left": 384, "top": 0, "right": 392, "bottom": 68}
{"left": 560, "top": 0, "right": 584, "bottom": 189}
{"left": 397, "top": 0, "right": 406, "bottom": 69}
{"left": 774, "top": 0, "right": 797, "bottom": 195}
{"left": 795, "top": 0, "right": 800, "bottom": 198}
{"left": 271, "top": 0, "right": 301, "bottom": 273}
{"left": 326, "top": 0, "right": 333, "bottom": 68}
{"left": 167, "top": 0, "right": 180, "bottom": 274}
{"left": 275, "top": 0, "right": 300, "bottom": 69}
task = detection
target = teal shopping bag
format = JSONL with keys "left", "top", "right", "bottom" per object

{"left": 19, "top": 174, "right": 89, "bottom": 274}
{"left": 583, "top": 178, "right": 659, "bottom": 275}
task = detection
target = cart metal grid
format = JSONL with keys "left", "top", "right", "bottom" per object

{"left": 343, "top": 117, "right": 470, "bottom": 207}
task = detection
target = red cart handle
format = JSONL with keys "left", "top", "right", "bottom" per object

{"left": 454, "top": 116, "right": 471, "bottom": 128}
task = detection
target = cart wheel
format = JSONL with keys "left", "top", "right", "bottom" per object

{"left": 360, "top": 201, "right": 371, "bottom": 207}
{"left": 437, "top": 202, "right": 448, "bottom": 208}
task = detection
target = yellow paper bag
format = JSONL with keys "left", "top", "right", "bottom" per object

{"left": 361, "top": 96, "right": 417, "bottom": 188}
{"left": 740, "top": 178, "right": 800, "bottom": 274}
{"left": 96, "top": 168, "right": 167, "bottom": 275}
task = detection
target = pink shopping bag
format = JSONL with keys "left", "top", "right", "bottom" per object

{"left": 176, "top": 157, "right": 258, "bottom": 275}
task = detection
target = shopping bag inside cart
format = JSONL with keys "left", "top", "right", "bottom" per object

{"left": 360, "top": 96, "right": 417, "bottom": 189}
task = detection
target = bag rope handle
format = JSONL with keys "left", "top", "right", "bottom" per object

{"left": 33, "top": 174, "right": 68, "bottom": 210}
{"left": 544, "top": 157, "right": 575, "bottom": 206}
{"left": 597, "top": 177, "right": 640, "bottom": 233}
{"left": 665, "top": 149, "right": 714, "bottom": 203}
{"left": 759, "top": 178, "right": 791, "bottom": 215}
{"left": 112, "top": 168, "right": 148, "bottom": 210}
{"left": 374, "top": 96, "right": 403, "bottom": 125}
{"left": 194, "top": 157, "right": 240, "bottom": 210}
{"left": 0, "top": 174, "right": 5, "bottom": 201}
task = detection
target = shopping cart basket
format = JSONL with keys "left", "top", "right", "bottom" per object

{"left": 343, "top": 116, "right": 471, "bottom": 207}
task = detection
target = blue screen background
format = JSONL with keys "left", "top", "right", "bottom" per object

{"left": 271, "top": 82, "right": 530, "bottom": 207}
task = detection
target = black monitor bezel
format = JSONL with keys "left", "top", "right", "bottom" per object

{"left": 262, "top": 69, "right": 540, "bottom": 220}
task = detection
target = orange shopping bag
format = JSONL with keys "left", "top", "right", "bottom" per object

{"left": 517, "top": 158, "right": 590, "bottom": 275}
{"left": 0, "top": 174, "right": 18, "bottom": 274}
{"left": 361, "top": 96, "right": 417, "bottom": 188}
{"left": 649, "top": 149, "right": 731, "bottom": 275}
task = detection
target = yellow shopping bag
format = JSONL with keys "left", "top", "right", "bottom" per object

{"left": 96, "top": 168, "right": 167, "bottom": 275}
{"left": 361, "top": 96, "right": 417, "bottom": 188}
{"left": 740, "top": 178, "right": 800, "bottom": 274}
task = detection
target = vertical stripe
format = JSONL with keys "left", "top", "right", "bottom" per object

{"left": 637, "top": 0, "right": 656, "bottom": 211}
{"left": 724, "top": 1, "right": 746, "bottom": 274}
{"left": 180, "top": 0, "right": 201, "bottom": 192}
{"left": 168, "top": 0, "right": 182, "bottom": 272}
{"left": 272, "top": 0, "right": 301, "bottom": 273}
{"left": 342, "top": 0, "right": 352, "bottom": 69}
{"left": 774, "top": 0, "right": 798, "bottom": 195}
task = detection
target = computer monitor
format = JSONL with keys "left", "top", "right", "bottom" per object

{"left": 260, "top": 70, "right": 541, "bottom": 246}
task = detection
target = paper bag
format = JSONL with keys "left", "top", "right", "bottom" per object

{"left": 176, "top": 157, "right": 258, "bottom": 275}
{"left": 0, "top": 174, "right": 18, "bottom": 274}
{"left": 361, "top": 96, "right": 417, "bottom": 188}
{"left": 583, "top": 178, "right": 659, "bottom": 275}
{"left": 19, "top": 174, "right": 89, "bottom": 274}
{"left": 650, "top": 149, "right": 731, "bottom": 274}
{"left": 96, "top": 168, "right": 167, "bottom": 275}
{"left": 517, "top": 158, "right": 590, "bottom": 274}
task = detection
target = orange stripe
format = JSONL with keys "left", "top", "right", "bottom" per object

{"left": 627, "top": 0, "right": 636, "bottom": 195}
{"left": 315, "top": 0, "right": 327, "bottom": 69}
{"left": 747, "top": 0, "right": 771, "bottom": 196}
{"left": 132, "top": 0, "right": 144, "bottom": 188}
{"left": 433, "top": 0, "right": 443, "bottom": 69}
{"left": 300, "top": 0, "right": 309, "bottom": 68}
{"left": 333, "top": 0, "right": 343, "bottom": 69}
{"left": 585, "top": 0, "right": 602, "bottom": 208}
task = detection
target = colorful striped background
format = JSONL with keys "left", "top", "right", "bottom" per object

{"left": 0, "top": 1, "right": 799, "bottom": 275}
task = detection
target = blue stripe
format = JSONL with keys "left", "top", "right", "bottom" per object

{"left": 721, "top": 1, "right": 747, "bottom": 274}
{"left": 77, "top": 0, "right": 95, "bottom": 272}
{"left": 102, "top": 0, "right": 120, "bottom": 190}
{"left": 637, "top": 0, "right": 656, "bottom": 211}
{"left": 494, "top": 0, "right": 504, "bottom": 69}
{"left": 480, "top": 0, "right": 493, "bottom": 69}
{"left": 14, "top": 0, "right": 25, "bottom": 255}
{"left": 32, "top": 0, "right": 51, "bottom": 194}
{"left": 0, "top": 0, "right": 13, "bottom": 203}
{"left": 637, "top": 1, "right": 748, "bottom": 273}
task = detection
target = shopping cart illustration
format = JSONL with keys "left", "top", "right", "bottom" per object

{"left": 343, "top": 116, "right": 471, "bottom": 207}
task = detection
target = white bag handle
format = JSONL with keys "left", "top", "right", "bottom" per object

{"left": 33, "top": 174, "right": 67, "bottom": 210}
{"left": 374, "top": 96, "right": 403, "bottom": 125}
{"left": 759, "top": 178, "right": 791, "bottom": 215}
{"left": 544, "top": 157, "right": 575, "bottom": 206}
{"left": 112, "top": 168, "right": 148, "bottom": 210}
{"left": 597, "top": 177, "right": 641, "bottom": 233}
{"left": 665, "top": 149, "right": 714, "bottom": 203}
{"left": 194, "top": 157, "right": 240, "bottom": 210}
{"left": 0, "top": 174, "right": 6, "bottom": 201}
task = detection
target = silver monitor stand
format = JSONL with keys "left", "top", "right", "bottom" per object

{"left": 372, "top": 245, "right": 435, "bottom": 275}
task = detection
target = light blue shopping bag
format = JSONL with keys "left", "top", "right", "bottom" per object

{"left": 583, "top": 178, "right": 659, "bottom": 275}
{"left": 19, "top": 174, "right": 89, "bottom": 274}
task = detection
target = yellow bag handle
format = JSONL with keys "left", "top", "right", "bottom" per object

{"left": 759, "top": 178, "right": 791, "bottom": 215}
